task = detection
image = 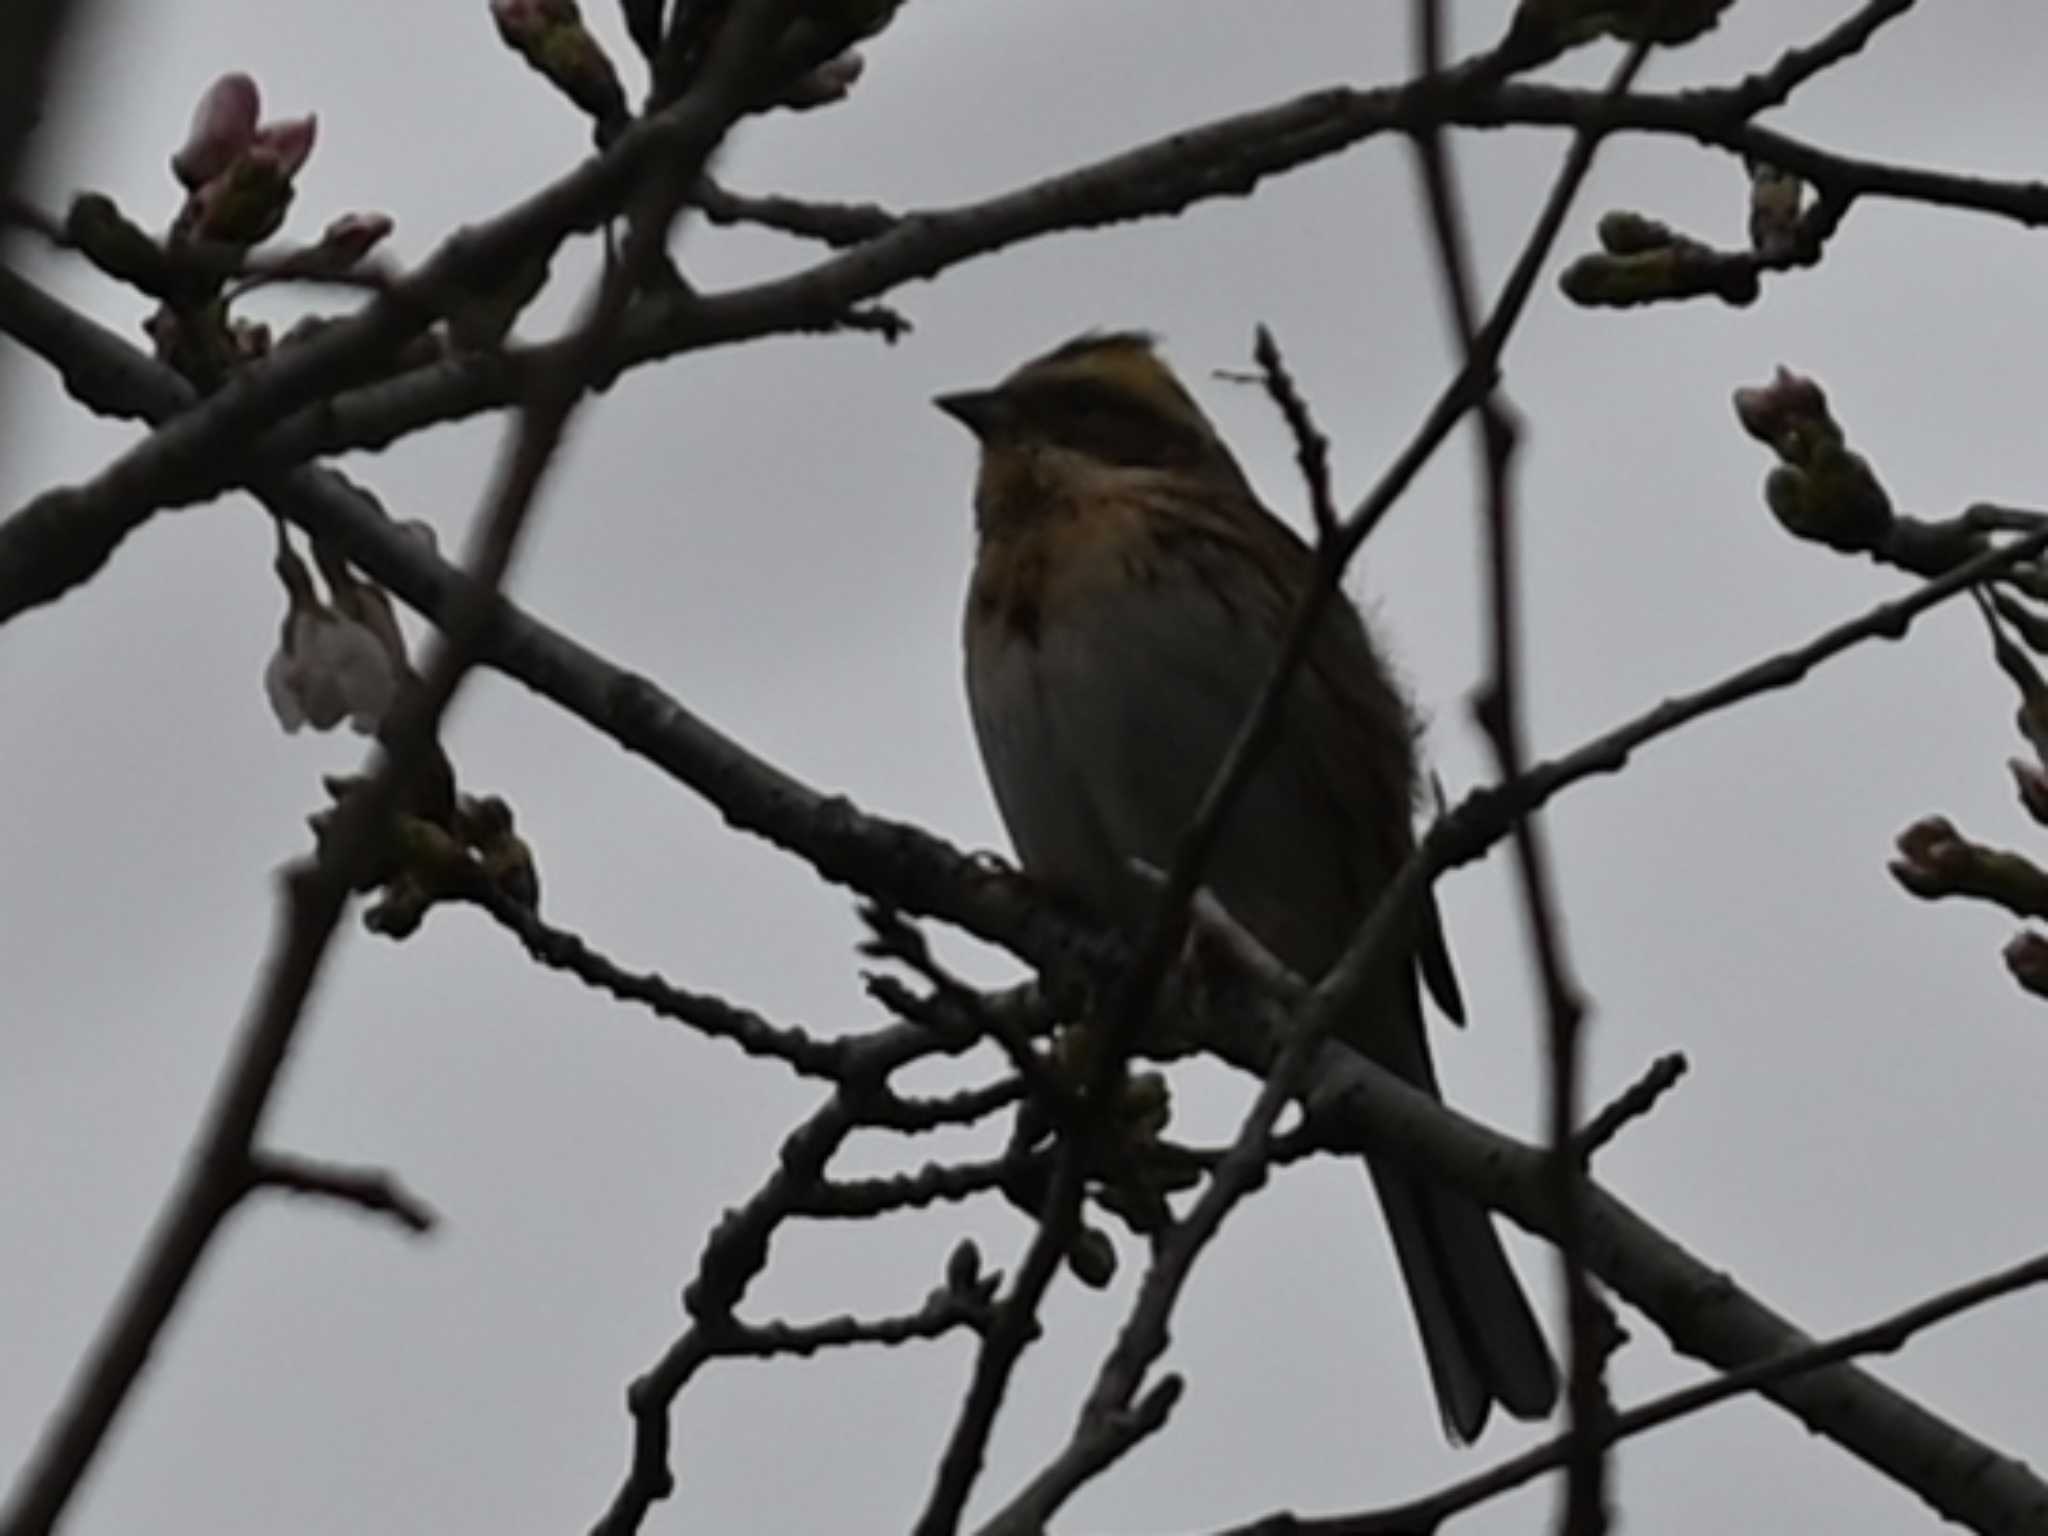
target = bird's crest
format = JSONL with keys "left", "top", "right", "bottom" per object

{"left": 1005, "top": 330, "right": 1214, "bottom": 440}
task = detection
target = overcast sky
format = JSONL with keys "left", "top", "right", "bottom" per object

{"left": 7, "top": 3, "right": 2048, "bottom": 1533}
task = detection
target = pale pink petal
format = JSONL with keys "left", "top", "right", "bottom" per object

{"left": 172, "top": 72, "right": 260, "bottom": 189}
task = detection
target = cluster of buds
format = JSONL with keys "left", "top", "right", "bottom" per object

{"left": 141, "top": 77, "right": 393, "bottom": 376}
{"left": 1887, "top": 537, "right": 2048, "bottom": 1000}
{"left": 169, "top": 73, "right": 318, "bottom": 248}
{"left": 1561, "top": 158, "right": 1815, "bottom": 312}
{"left": 311, "top": 780, "right": 543, "bottom": 938}
{"left": 1891, "top": 804, "right": 2048, "bottom": 1002}
{"left": 1006, "top": 1029, "right": 1201, "bottom": 1284}
{"left": 1561, "top": 209, "right": 1762, "bottom": 310}
{"left": 1731, "top": 367, "right": 1895, "bottom": 552}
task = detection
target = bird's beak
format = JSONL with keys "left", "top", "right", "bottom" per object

{"left": 933, "top": 387, "right": 1008, "bottom": 439}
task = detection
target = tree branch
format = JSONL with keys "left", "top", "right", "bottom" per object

{"left": 11, "top": 26, "right": 2044, "bottom": 624}
{"left": 1205, "top": 1247, "right": 2048, "bottom": 1536}
{"left": 248, "top": 1151, "right": 439, "bottom": 1235}
{"left": 1572, "top": 1053, "right": 1689, "bottom": 1165}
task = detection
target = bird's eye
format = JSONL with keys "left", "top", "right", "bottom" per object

{"left": 1024, "top": 380, "right": 1208, "bottom": 470}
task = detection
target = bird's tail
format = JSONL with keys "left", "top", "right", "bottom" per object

{"left": 1367, "top": 1159, "right": 1557, "bottom": 1443}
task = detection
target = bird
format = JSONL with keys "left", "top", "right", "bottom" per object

{"left": 939, "top": 330, "right": 1556, "bottom": 1441}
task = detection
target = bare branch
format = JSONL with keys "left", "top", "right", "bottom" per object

{"left": 1248, "top": 325, "right": 1339, "bottom": 541}
{"left": 1204, "top": 1247, "right": 2048, "bottom": 1536}
{"left": 11, "top": 259, "right": 2048, "bottom": 1536}
{"left": 1724, "top": 0, "right": 1920, "bottom": 116}
{"left": 1180, "top": 985, "right": 2048, "bottom": 1535}
{"left": 3, "top": 193, "right": 395, "bottom": 296}
{"left": 911, "top": 1146, "right": 1088, "bottom": 1536}
{"left": 8, "top": 268, "right": 2040, "bottom": 996}
{"left": 711, "top": 1287, "right": 997, "bottom": 1363}
{"left": 1573, "top": 1053, "right": 1689, "bottom": 1164}
{"left": 794, "top": 1153, "right": 1040, "bottom": 1219}
{"left": 248, "top": 1152, "right": 439, "bottom": 1235}
{"left": 469, "top": 887, "right": 853, "bottom": 1080}
{"left": 12, "top": 28, "right": 2045, "bottom": 623}
{"left": 862, "top": 1077, "right": 1033, "bottom": 1135}
{"left": 1412, "top": 20, "right": 1647, "bottom": 1530}
{"left": 689, "top": 174, "right": 898, "bottom": 246}
{"left": 973, "top": 1377, "right": 1184, "bottom": 1536}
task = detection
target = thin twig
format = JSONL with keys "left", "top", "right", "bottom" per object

{"left": 689, "top": 174, "right": 898, "bottom": 246}
{"left": 248, "top": 1151, "right": 439, "bottom": 1234}
{"left": 1250, "top": 324, "right": 1339, "bottom": 540}
{"left": 470, "top": 887, "right": 852, "bottom": 1079}
{"left": 593, "top": 1011, "right": 973, "bottom": 1536}
{"left": 794, "top": 1153, "right": 1042, "bottom": 1219}
{"left": 1572, "top": 1053, "right": 1688, "bottom": 1164}
{"left": 598, "top": 1090, "right": 865, "bottom": 1536}
{"left": 1413, "top": 11, "right": 1651, "bottom": 1528}
{"left": 861, "top": 1077, "right": 1032, "bottom": 1135}
{"left": 709, "top": 1286, "right": 996, "bottom": 1363}
{"left": 910, "top": 1143, "right": 1089, "bottom": 1536}
{"left": 1724, "top": 0, "right": 1920, "bottom": 116}
{"left": 972, "top": 1377, "right": 1185, "bottom": 1536}
{"left": 2, "top": 194, "right": 396, "bottom": 295}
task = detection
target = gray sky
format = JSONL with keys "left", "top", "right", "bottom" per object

{"left": 6, "top": 3, "right": 2048, "bottom": 1532}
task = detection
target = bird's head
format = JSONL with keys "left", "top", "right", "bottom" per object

{"left": 937, "top": 332, "right": 1247, "bottom": 533}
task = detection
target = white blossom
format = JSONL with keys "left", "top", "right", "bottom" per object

{"left": 264, "top": 604, "right": 397, "bottom": 735}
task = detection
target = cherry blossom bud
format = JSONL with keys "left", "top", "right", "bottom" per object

{"left": 492, "top": 0, "right": 626, "bottom": 127}
{"left": 1732, "top": 366, "right": 1830, "bottom": 452}
{"left": 172, "top": 72, "right": 259, "bottom": 189}
{"left": 188, "top": 158, "right": 296, "bottom": 246}
{"left": 250, "top": 114, "right": 318, "bottom": 177}
{"left": 1889, "top": 815, "right": 1966, "bottom": 897}
{"left": 318, "top": 210, "right": 394, "bottom": 267}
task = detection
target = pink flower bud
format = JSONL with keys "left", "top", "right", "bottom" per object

{"left": 491, "top": 0, "right": 571, "bottom": 47}
{"left": 1889, "top": 814, "right": 1967, "bottom": 897}
{"left": 1732, "top": 366, "right": 1829, "bottom": 450}
{"left": 1895, "top": 814, "right": 1963, "bottom": 869}
{"left": 172, "top": 72, "right": 260, "bottom": 189}
{"left": 250, "top": 114, "right": 318, "bottom": 177}
{"left": 319, "top": 210, "right": 394, "bottom": 266}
